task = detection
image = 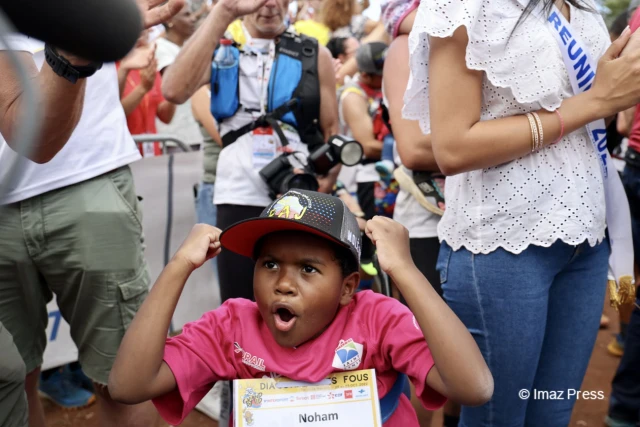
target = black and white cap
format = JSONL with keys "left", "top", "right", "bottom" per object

{"left": 220, "top": 190, "right": 362, "bottom": 264}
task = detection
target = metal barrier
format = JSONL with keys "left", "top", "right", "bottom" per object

{"left": 133, "top": 133, "right": 193, "bottom": 153}
{"left": 132, "top": 134, "right": 198, "bottom": 333}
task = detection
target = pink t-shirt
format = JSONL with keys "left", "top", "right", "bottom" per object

{"left": 153, "top": 290, "right": 446, "bottom": 425}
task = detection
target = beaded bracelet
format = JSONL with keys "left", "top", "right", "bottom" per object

{"left": 553, "top": 109, "right": 565, "bottom": 144}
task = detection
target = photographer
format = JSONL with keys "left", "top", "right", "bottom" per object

{"left": 162, "top": 0, "right": 340, "bottom": 303}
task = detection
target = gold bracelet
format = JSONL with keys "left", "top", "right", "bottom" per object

{"left": 532, "top": 112, "right": 544, "bottom": 150}
{"left": 526, "top": 113, "right": 538, "bottom": 153}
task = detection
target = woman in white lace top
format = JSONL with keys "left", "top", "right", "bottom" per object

{"left": 405, "top": 0, "right": 640, "bottom": 424}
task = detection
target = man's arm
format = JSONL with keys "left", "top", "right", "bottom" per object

{"left": 342, "top": 93, "right": 381, "bottom": 160}
{"left": 162, "top": 0, "right": 269, "bottom": 104}
{"left": 0, "top": 50, "right": 87, "bottom": 164}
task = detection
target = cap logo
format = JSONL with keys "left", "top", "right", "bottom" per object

{"left": 268, "top": 194, "right": 308, "bottom": 220}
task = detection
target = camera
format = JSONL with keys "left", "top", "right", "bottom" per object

{"left": 259, "top": 135, "right": 363, "bottom": 198}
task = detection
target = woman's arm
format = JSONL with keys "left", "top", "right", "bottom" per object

{"left": 121, "top": 85, "right": 150, "bottom": 116}
{"left": 429, "top": 26, "right": 640, "bottom": 176}
{"left": 191, "top": 85, "right": 222, "bottom": 146}
{"left": 108, "top": 224, "right": 222, "bottom": 404}
{"left": 384, "top": 35, "right": 438, "bottom": 171}
{"left": 365, "top": 217, "right": 493, "bottom": 406}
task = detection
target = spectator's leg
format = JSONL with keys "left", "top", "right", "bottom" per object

{"left": 440, "top": 241, "right": 568, "bottom": 426}
{"left": 216, "top": 204, "right": 264, "bottom": 302}
{"left": 25, "top": 369, "right": 46, "bottom": 427}
{"left": 607, "top": 294, "right": 640, "bottom": 425}
{"left": 0, "top": 321, "right": 28, "bottom": 427}
{"left": 0, "top": 202, "right": 50, "bottom": 427}
{"left": 524, "top": 239, "right": 609, "bottom": 426}
{"left": 33, "top": 166, "right": 157, "bottom": 427}
{"left": 356, "top": 181, "right": 376, "bottom": 262}
{"left": 195, "top": 181, "right": 218, "bottom": 276}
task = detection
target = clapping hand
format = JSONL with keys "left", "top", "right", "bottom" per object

{"left": 138, "top": 0, "right": 187, "bottom": 29}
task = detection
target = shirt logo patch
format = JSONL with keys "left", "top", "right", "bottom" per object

{"left": 234, "top": 342, "right": 266, "bottom": 372}
{"left": 332, "top": 339, "right": 363, "bottom": 371}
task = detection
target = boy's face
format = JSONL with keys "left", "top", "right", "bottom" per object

{"left": 254, "top": 231, "right": 359, "bottom": 348}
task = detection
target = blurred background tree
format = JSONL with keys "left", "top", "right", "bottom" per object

{"left": 602, "top": 0, "right": 631, "bottom": 25}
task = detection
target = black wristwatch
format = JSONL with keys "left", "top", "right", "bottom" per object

{"left": 44, "top": 44, "right": 103, "bottom": 84}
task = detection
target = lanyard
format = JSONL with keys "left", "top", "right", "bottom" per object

{"left": 242, "top": 23, "right": 276, "bottom": 115}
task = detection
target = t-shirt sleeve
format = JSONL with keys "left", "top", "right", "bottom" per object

{"left": 370, "top": 294, "right": 447, "bottom": 410}
{"left": 152, "top": 301, "right": 239, "bottom": 425}
{"left": 0, "top": 34, "right": 34, "bottom": 52}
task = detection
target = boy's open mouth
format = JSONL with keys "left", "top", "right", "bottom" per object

{"left": 273, "top": 304, "right": 297, "bottom": 332}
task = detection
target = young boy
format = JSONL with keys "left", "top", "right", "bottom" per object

{"left": 108, "top": 190, "right": 492, "bottom": 426}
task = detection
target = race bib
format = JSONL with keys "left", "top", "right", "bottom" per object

{"left": 252, "top": 127, "right": 277, "bottom": 169}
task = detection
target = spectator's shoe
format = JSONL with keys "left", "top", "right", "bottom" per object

{"left": 375, "top": 160, "right": 395, "bottom": 183}
{"left": 67, "top": 364, "right": 94, "bottom": 392}
{"left": 39, "top": 367, "right": 96, "bottom": 410}
{"left": 604, "top": 415, "right": 637, "bottom": 427}
{"left": 607, "top": 334, "right": 625, "bottom": 357}
{"left": 361, "top": 261, "right": 378, "bottom": 277}
{"left": 393, "top": 167, "right": 445, "bottom": 216}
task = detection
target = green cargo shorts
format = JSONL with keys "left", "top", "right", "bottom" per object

{"left": 0, "top": 321, "right": 27, "bottom": 427}
{"left": 0, "top": 166, "right": 150, "bottom": 385}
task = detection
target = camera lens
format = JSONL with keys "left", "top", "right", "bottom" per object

{"left": 284, "top": 172, "right": 319, "bottom": 192}
{"left": 340, "top": 140, "right": 364, "bottom": 166}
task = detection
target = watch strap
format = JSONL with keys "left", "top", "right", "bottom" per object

{"left": 44, "top": 44, "right": 102, "bottom": 84}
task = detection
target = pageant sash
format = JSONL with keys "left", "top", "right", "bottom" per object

{"left": 547, "top": 7, "right": 635, "bottom": 307}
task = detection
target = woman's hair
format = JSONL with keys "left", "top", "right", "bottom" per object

{"left": 517, "top": 0, "right": 593, "bottom": 29}
{"left": 321, "top": 0, "right": 355, "bottom": 32}
{"left": 511, "top": 0, "right": 593, "bottom": 37}
{"left": 327, "top": 37, "right": 348, "bottom": 58}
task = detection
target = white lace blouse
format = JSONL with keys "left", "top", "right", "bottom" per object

{"left": 404, "top": 0, "right": 610, "bottom": 255}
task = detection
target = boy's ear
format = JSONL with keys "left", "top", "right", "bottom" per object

{"left": 339, "top": 271, "right": 360, "bottom": 305}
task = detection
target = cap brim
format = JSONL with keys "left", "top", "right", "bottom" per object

{"left": 220, "top": 217, "right": 351, "bottom": 259}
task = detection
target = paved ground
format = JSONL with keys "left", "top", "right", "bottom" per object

{"left": 43, "top": 301, "right": 626, "bottom": 427}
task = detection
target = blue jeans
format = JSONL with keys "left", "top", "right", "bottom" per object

{"left": 382, "top": 134, "right": 394, "bottom": 163}
{"left": 437, "top": 238, "right": 609, "bottom": 426}
{"left": 195, "top": 182, "right": 218, "bottom": 274}
{"left": 608, "top": 164, "right": 640, "bottom": 423}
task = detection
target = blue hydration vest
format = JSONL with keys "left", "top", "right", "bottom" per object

{"left": 210, "top": 31, "right": 324, "bottom": 150}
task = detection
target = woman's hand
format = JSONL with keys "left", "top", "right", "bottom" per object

{"left": 140, "top": 58, "right": 158, "bottom": 92}
{"left": 592, "top": 27, "right": 640, "bottom": 117}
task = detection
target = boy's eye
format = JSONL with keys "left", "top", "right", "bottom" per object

{"left": 302, "top": 265, "right": 318, "bottom": 274}
{"left": 264, "top": 261, "right": 277, "bottom": 269}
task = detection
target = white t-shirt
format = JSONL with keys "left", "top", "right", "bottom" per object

{"left": 214, "top": 38, "right": 309, "bottom": 207}
{"left": 404, "top": 0, "right": 609, "bottom": 254}
{"left": 0, "top": 36, "right": 140, "bottom": 205}
{"left": 154, "top": 38, "right": 202, "bottom": 145}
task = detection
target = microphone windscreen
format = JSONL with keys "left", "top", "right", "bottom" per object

{"left": 0, "top": 0, "right": 142, "bottom": 62}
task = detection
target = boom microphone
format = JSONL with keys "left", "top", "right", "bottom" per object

{"left": 0, "top": 0, "right": 142, "bottom": 62}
